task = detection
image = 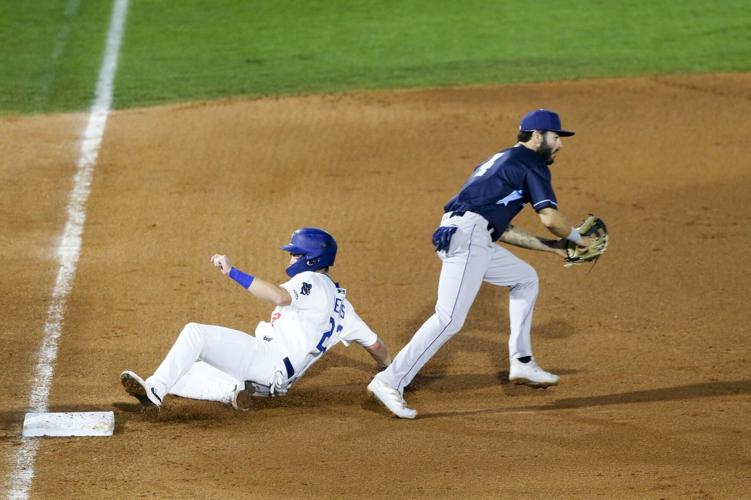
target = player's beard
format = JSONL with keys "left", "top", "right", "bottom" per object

{"left": 538, "top": 137, "right": 556, "bottom": 165}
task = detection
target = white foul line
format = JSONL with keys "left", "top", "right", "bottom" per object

{"left": 6, "top": 0, "right": 129, "bottom": 498}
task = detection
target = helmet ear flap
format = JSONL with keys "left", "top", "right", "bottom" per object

{"left": 285, "top": 258, "right": 307, "bottom": 278}
{"left": 283, "top": 227, "right": 337, "bottom": 277}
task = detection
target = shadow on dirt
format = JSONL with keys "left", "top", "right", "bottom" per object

{"left": 407, "top": 368, "right": 581, "bottom": 393}
{"left": 417, "top": 379, "right": 751, "bottom": 419}
{"left": 541, "top": 379, "right": 751, "bottom": 410}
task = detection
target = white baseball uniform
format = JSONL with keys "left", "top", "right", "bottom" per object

{"left": 146, "top": 271, "right": 378, "bottom": 403}
{"left": 375, "top": 211, "right": 538, "bottom": 393}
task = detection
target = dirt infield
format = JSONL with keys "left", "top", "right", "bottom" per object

{"left": 2, "top": 73, "right": 750, "bottom": 498}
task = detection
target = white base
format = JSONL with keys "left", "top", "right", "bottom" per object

{"left": 22, "top": 411, "right": 115, "bottom": 437}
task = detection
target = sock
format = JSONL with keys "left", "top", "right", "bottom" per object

{"left": 517, "top": 356, "right": 532, "bottom": 363}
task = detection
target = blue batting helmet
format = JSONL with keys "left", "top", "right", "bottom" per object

{"left": 281, "top": 227, "right": 338, "bottom": 277}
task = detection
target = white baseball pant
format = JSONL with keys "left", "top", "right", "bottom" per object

{"left": 146, "top": 322, "right": 284, "bottom": 401}
{"left": 376, "top": 211, "right": 539, "bottom": 393}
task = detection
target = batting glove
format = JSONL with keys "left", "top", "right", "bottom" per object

{"left": 432, "top": 226, "right": 457, "bottom": 252}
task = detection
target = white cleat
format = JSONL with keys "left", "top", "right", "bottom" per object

{"left": 367, "top": 378, "right": 417, "bottom": 419}
{"left": 509, "top": 359, "right": 559, "bottom": 388}
{"left": 121, "top": 370, "right": 162, "bottom": 417}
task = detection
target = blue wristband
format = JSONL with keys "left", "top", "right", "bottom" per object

{"left": 229, "top": 267, "right": 255, "bottom": 289}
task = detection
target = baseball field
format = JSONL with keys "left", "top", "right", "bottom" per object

{"left": 2, "top": 1, "right": 750, "bottom": 498}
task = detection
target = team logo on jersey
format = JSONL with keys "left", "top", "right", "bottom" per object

{"left": 496, "top": 189, "right": 523, "bottom": 206}
{"left": 301, "top": 282, "right": 312, "bottom": 296}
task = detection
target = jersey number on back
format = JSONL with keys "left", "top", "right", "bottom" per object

{"left": 474, "top": 152, "right": 504, "bottom": 177}
{"left": 316, "top": 316, "right": 342, "bottom": 353}
{"left": 316, "top": 297, "right": 346, "bottom": 353}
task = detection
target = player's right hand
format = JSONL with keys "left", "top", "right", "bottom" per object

{"left": 210, "top": 254, "right": 232, "bottom": 275}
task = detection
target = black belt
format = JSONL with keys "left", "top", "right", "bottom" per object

{"left": 283, "top": 357, "right": 295, "bottom": 378}
{"left": 448, "top": 211, "right": 500, "bottom": 240}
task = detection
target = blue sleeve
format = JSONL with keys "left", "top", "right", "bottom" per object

{"left": 525, "top": 169, "right": 558, "bottom": 212}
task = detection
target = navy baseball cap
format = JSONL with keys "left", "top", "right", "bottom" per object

{"left": 519, "top": 109, "right": 575, "bottom": 137}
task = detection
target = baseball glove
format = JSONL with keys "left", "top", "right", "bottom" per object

{"left": 564, "top": 214, "right": 608, "bottom": 267}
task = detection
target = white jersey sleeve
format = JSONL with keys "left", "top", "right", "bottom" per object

{"left": 279, "top": 273, "right": 328, "bottom": 311}
{"left": 340, "top": 299, "right": 378, "bottom": 347}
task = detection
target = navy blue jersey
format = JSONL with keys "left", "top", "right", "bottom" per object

{"left": 444, "top": 144, "right": 558, "bottom": 240}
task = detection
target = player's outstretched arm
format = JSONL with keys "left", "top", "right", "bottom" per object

{"left": 537, "top": 208, "right": 593, "bottom": 248}
{"left": 499, "top": 225, "right": 566, "bottom": 256}
{"left": 246, "top": 278, "right": 292, "bottom": 306}
{"left": 363, "top": 338, "right": 391, "bottom": 370}
{"left": 210, "top": 254, "right": 292, "bottom": 306}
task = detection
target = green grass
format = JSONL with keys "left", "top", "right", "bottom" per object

{"left": 0, "top": 0, "right": 113, "bottom": 115}
{"left": 1, "top": 0, "right": 749, "bottom": 115}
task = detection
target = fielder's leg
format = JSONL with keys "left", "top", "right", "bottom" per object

{"left": 483, "top": 247, "right": 557, "bottom": 387}
{"left": 377, "top": 219, "right": 493, "bottom": 394}
{"left": 483, "top": 245, "right": 538, "bottom": 360}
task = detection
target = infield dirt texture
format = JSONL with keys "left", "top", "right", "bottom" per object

{"left": 2, "top": 2, "right": 751, "bottom": 499}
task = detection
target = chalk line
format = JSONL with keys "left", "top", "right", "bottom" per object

{"left": 5, "top": 0, "right": 129, "bottom": 498}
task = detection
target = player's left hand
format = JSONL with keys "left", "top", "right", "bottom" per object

{"left": 549, "top": 235, "right": 595, "bottom": 257}
{"left": 547, "top": 238, "right": 569, "bottom": 258}
{"left": 210, "top": 254, "right": 232, "bottom": 274}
